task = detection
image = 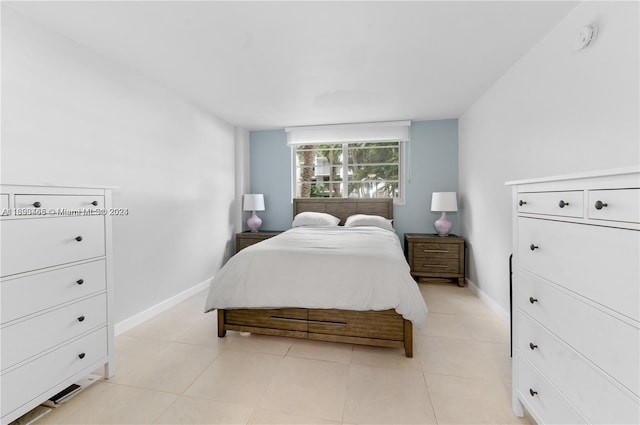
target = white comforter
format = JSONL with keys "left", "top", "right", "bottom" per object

{"left": 204, "top": 226, "right": 428, "bottom": 327}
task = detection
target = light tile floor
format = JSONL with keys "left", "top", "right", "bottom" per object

{"left": 35, "top": 282, "right": 533, "bottom": 425}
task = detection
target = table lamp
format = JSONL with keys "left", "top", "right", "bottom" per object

{"left": 243, "top": 194, "right": 265, "bottom": 232}
{"left": 431, "top": 192, "right": 457, "bottom": 236}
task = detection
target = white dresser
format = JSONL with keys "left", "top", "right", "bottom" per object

{"left": 506, "top": 167, "right": 640, "bottom": 425}
{"left": 0, "top": 184, "right": 115, "bottom": 425}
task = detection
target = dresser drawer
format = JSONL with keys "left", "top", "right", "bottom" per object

{"left": 235, "top": 232, "right": 282, "bottom": 253}
{"left": 1, "top": 327, "right": 107, "bottom": 418}
{"left": 308, "top": 309, "right": 403, "bottom": 340}
{"left": 236, "top": 238, "right": 260, "bottom": 252}
{"left": 1, "top": 260, "right": 106, "bottom": 324}
{"left": 411, "top": 258, "right": 459, "bottom": 274}
{"left": 225, "top": 308, "right": 308, "bottom": 332}
{"left": 517, "top": 191, "right": 584, "bottom": 218}
{"left": 1, "top": 216, "right": 105, "bottom": 277}
{"left": 517, "top": 271, "right": 639, "bottom": 394}
{"left": 516, "top": 356, "right": 587, "bottom": 425}
{"left": 517, "top": 313, "right": 639, "bottom": 424}
{"left": 518, "top": 217, "right": 639, "bottom": 321}
{"left": 14, "top": 194, "right": 104, "bottom": 211}
{"left": 2, "top": 294, "right": 107, "bottom": 371}
{"left": 411, "top": 242, "right": 460, "bottom": 259}
{"left": 588, "top": 189, "right": 639, "bottom": 224}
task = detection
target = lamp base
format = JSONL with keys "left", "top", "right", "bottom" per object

{"left": 434, "top": 211, "right": 452, "bottom": 236}
{"left": 247, "top": 211, "right": 262, "bottom": 232}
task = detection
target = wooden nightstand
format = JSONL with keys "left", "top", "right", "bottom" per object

{"left": 404, "top": 233, "right": 465, "bottom": 286}
{"left": 235, "top": 231, "right": 283, "bottom": 253}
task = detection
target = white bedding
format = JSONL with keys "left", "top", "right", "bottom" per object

{"left": 204, "top": 226, "right": 428, "bottom": 327}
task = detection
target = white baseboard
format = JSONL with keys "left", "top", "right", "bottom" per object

{"left": 114, "top": 276, "right": 212, "bottom": 336}
{"left": 465, "top": 277, "right": 510, "bottom": 325}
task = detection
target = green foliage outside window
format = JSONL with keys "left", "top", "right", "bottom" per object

{"left": 295, "top": 141, "right": 400, "bottom": 199}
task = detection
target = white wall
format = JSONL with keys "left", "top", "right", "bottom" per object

{"left": 234, "top": 127, "right": 250, "bottom": 235}
{"left": 1, "top": 7, "right": 241, "bottom": 325}
{"left": 459, "top": 1, "right": 639, "bottom": 320}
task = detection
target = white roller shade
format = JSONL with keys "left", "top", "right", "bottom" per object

{"left": 285, "top": 120, "right": 410, "bottom": 145}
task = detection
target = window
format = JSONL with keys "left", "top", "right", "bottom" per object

{"left": 293, "top": 140, "right": 403, "bottom": 200}
{"left": 286, "top": 121, "right": 410, "bottom": 202}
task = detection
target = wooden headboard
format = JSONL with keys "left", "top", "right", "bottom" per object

{"left": 292, "top": 198, "right": 393, "bottom": 225}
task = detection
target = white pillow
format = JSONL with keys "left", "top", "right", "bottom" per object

{"left": 344, "top": 214, "right": 394, "bottom": 231}
{"left": 292, "top": 211, "right": 341, "bottom": 227}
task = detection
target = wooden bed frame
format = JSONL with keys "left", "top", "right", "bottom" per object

{"left": 217, "top": 197, "right": 413, "bottom": 357}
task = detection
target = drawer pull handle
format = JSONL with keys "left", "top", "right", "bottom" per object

{"left": 529, "top": 388, "right": 538, "bottom": 397}
{"left": 529, "top": 244, "right": 538, "bottom": 251}
{"left": 529, "top": 297, "right": 538, "bottom": 304}
{"left": 76, "top": 279, "right": 84, "bottom": 285}
{"left": 308, "top": 319, "right": 346, "bottom": 326}
{"left": 424, "top": 264, "right": 449, "bottom": 268}
{"left": 529, "top": 342, "right": 538, "bottom": 350}
{"left": 270, "top": 316, "right": 347, "bottom": 326}
{"left": 558, "top": 200, "right": 569, "bottom": 208}
{"left": 91, "top": 200, "right": 99, "bottom": 206}
{"left": 519, "top": 200, "right": 526, "bottom": 206}
{"left": 75, "top": 236, "right": 83, "bottom": 242}
{"left": 595, "top": 200, "right": 608, "bottom": 210}
{"left": 77, "top": 316, "right": 85, "bottom": 322}
{"left": 33, "top": 201, "right": 42, "bottom": 208}
{"left": 78, "top": 353, "right": 86, "bottom": 359}
{"left": 423, "top": 249, "right": 449, "bottom": 253}
{"left": 270, "top": 316, "right": 306, "bottom": 323}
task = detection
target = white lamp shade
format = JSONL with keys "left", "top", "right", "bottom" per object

{"left": 243, "top": 194, "right": 265, "bottom": 211}
{"left": 431, "top": 192, "right": 458, "bottom": 212}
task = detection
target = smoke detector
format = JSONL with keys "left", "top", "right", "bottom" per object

{"left": 575, "top": 25, "right": 598, "bottom": 51}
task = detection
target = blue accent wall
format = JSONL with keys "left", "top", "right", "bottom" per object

{"left": 249, "top": 129, "right": 293, "bottom": 231}
{"left": 249, "top": 119, "right": 459, "bottom": 240}
{"left": 395, "top": 119, "right": 459, "bottom": 240}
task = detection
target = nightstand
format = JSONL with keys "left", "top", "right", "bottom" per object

{"left": 404, "top": 233, "right": 465, "bottom": 287}
{"left": 235, "top": 231, "right": 283, "bottom": 253}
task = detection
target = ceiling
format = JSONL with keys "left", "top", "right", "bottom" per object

{"left": 5, "top": 1, "right": 578, "bottom": 130}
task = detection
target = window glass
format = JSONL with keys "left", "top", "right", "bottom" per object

{"left": 294, "top": 141, "right": 402, "bottom": 200}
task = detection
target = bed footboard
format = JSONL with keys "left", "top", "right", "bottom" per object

{"left": 216, "top": 308, "right": 414, "bottom": 357}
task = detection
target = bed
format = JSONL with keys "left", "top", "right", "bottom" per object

{"left": 205, "top": 198, "right": 427, "bottom": 357}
